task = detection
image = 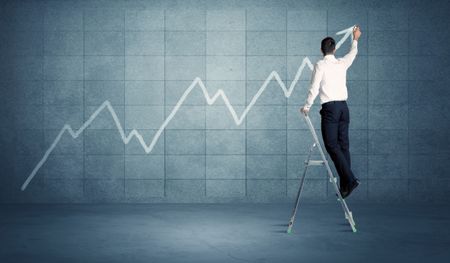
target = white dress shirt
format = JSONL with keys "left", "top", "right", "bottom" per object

{"left": 303, "top": 40, "right": 358, "bottom": 110}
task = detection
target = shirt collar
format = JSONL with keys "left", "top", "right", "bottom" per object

{"left": 324, "top": 54, "right": 336, "bottom": 60}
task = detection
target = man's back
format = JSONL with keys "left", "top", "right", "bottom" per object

{"left": 305, "top": 39, "right": 358, "bottom": 108}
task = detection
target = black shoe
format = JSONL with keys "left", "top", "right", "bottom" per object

{"left": 336, "top": 185, "right": 348, "bottom": 198}
{"left": 341, "top": 179, "right": 360, "bottom": 199}
{"left": 339, "top": 181, "right": 350, "bottom": 198}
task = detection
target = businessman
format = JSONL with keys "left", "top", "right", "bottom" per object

{"left": 300, "top": 26, "right": 361, "bottom": 199}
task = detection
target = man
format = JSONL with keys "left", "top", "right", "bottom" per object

{"left": 300, "top": 25, "right": 362, "bottom": 199}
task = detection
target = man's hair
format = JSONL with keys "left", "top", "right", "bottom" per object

{"left": 321, "top": 37, "right": 336, "bottom": 55}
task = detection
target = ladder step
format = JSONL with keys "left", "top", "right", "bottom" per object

{"left": 305, "top": 160, "right": 325, "bottom": 166}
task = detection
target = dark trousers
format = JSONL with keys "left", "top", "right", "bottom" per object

{"left": 319, "top": 100, "right": 357, "bottom": 185}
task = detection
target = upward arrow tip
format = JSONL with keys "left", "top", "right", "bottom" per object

{"left": 336, "top": 25, "right": 356, "bottom": 35}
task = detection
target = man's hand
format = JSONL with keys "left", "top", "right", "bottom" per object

{"left": 353, "top": 25, "right": 361, "bottom": 41}
{"left": 300, "top": 107, "right": 309, "bottom": 116}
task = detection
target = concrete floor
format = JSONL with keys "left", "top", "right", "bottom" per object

{"left": 1, "top": 203, "right": 449, "bottom": 263}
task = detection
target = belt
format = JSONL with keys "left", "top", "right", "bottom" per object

{"left": 322, "top": 100, "right": 346, "bottom": 106}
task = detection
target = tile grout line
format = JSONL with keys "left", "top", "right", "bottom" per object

{"left": 82, "top": 8, "right": 86, "bottom": 200}
{"left": 163, "top": 9, "right": 167, "bottom": 198}
{"left": 123, "top": 9, "right": 126, "bottom": 198}
{"left": 41, "top": 3, "right": 46, "bottom": 192}
{"left": 285, "top": 7, "right": 288, "bottom": 199}
{"left": 39, "top": 3, "right": 47, "bottom": 193}
{"left": 406, "top": 9, "right": 411, "bottom": 202}
{"left": 244, "top": 9, "right": 248, "bottom": 198}
{"left": 366, "top": 10, "right": 370, "bottom": 201}
{"left": 204, "top": 8, "right": 207, "bottom": 198}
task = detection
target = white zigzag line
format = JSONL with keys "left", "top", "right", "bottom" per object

{"left": 20, "top": 26, "right": 355, "bottom": 191}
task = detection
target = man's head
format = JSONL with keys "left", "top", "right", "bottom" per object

{"left": 321, "top": 37, "right": 336, "bottom": 56}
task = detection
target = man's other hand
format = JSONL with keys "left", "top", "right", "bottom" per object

{"left": 300, "top": 107, "right": 309, "bottom": 115}
{"left": 353, "top": 25, "right": 361, "bottom": 41}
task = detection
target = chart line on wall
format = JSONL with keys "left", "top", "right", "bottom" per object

{"left": 20, "top": 25, "right": 355, "bottom": 191}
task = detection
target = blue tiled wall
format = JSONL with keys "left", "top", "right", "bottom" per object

{"left": 1, "top": 0, "right": 449, "bottom": 203}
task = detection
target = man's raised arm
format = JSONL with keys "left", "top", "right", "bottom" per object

{"left": 340, "top": 26, "right": 361, "bottom": 68}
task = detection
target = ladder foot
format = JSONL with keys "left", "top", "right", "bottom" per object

{"left": 287, "top": 227, "right": 293, "bottom": 234}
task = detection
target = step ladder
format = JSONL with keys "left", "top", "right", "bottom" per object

{"left": 287, "top": 114, "right": 357, "bottom": 234}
